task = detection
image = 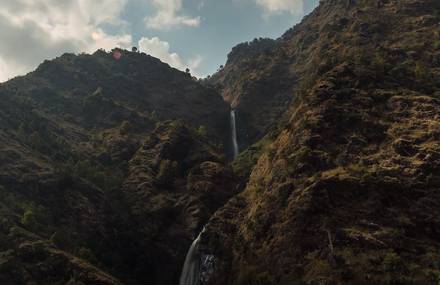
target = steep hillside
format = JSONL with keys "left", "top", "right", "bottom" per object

{"left": 203, "top": 0, "right": 440, "bottom": 284}
{"left": 0, "top": 50, "right": 236, "bottom": 284}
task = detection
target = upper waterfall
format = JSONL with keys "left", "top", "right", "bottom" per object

{"left": 230, "top": 110, "right": 239, "bottom": 159}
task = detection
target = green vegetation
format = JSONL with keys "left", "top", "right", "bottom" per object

{"left": 120, "top": 120, "right": 133, "bottom": 135}
{"left": 77, "top": 247, "right": 98, "bottom": 264}
{"left": 236, "top": 265, "right": 276, "bottom": 285}
{"left": 60, "top": 159, "right": 124, "bottom": 191}
{"left": 196, "top": 125, "right": 208, "bottom": 137}
{"left": 156, "top": 160, "right": 179, "bottom": 186}
{"left": 21, "top": 204, "right": 48, "bottom": 232}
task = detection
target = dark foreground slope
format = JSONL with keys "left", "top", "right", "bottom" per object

{"left": 203, "top": 0, "right": 440, "bottom": 284}
{"left": 0, "top": 50, "right": 236, "bottom": 284}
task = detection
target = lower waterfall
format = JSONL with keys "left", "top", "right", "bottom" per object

{"left": 179, "top": 229, "right": 204, "bottom": 285}
{"left": 179, "top": 227, "right": 215, "bottom": 285}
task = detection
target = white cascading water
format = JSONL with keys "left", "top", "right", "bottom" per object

{"left": 179, "top": 229, "right": 205, "bottom": 285}
{"left": 230, "top": 110, "right": 239, "bottom": 159}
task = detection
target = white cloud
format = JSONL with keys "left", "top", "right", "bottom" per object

{"left": 254, "top": 0, "right": 304, "bottom": 16}
{"left": 0, "top": 57, "right": 28, "bottom": 82}
{"left": 138, "top": 37, "right": 202, "bottom": 76}
{"left": 145, "top": 0, "right": 201, "bottom": 30}
{"left": 0, "top": 0, "right": 132, "bottom": 82}
{"left": 197, "top": 0, "right": 208, "bottom": 10}
{"left": 139, "top": 37, "right": 186, "bottom": 69}
{"left": 188, "top": 55, "right": 203, "bottom": 70}
{"left": 78, "top": 0, "right": 129, "bottom": 25}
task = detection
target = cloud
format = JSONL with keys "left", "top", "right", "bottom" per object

{"left": 197, "top": 0, "right": 208, "bottom": 10}
{"left": 254, "top": 0, "right": 304, "bottom": 16}
{"left": 139, "top": 37, "right": 186, "bottom": 70}
{"left": 145, "top": 0, "right": 201, "bottom": 30}
{"left": 138, "top": 37, "right": 202, "bottom": 76}
{"left": 0, "top": 57, "right": 28, "bottom": 82}
{"left": 188, "top": 55, "right": 203, "bottom": 70}
{"left": 0, "top": 0, "right": 132, "bottom": 82}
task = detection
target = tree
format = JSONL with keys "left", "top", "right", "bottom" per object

{"left": 120, "top": 120, "right": 132, "bottom": 135}
{"left": 414, "top": 62, "right": 430, "bottom": 81}
{"left": 21, "top": 204, "right": 46, "bottom": 231}
{"left": 150, "top": 110, "right": 158, "bottom": 121}
{"left": 156, "top": 160, "right": 179, "bottom": 187}
{"left": 132, "top": 47, "right": 138, "bottom": 52}
{"left": 51, "top": 228, "right": 72, "bottom": 248}
{"left": 185, "top": 68, "right": 190, "bottom": 74}
{"left": 21, "top": 209, "right": 38, "bottom": 229}
{"left": 197, "top": 125, "right": 207, "bottom": 137}
{"left": 77, "top": 247, "right": 98, "bottom": 264}
{"left": 17, "top": 122, "right": 27, "bottom": 137}
{"left": 28, "top": 131, "right": 44, "bottom": 150}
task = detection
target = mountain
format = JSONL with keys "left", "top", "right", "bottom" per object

{"left": 0, "top": 49, "right": 236, "bottom": 284}
{"left": 201, "top": 0, "right": 440, "bottom": 284}
{"left": 1, "top": 0, "right": 440, "bottom": 284}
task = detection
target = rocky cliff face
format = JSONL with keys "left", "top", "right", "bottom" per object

{"left": 203, "top": 0, "right": 440, "bottom": 284}
{"left": 208, "top": 38, "right": 289, "bottom": 149}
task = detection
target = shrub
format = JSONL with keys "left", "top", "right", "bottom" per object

{"left": 414, "top": 62, "right": 431, "bottom": 81}
{"left": 21, "top": 205, "right": 46, "bottom": 231}
{"left": 28, "top": 131, "right": 45, "bottom": 150}
{"left": 236, "top": 266, "right": 276, "bottom": 285}
{"left": 77, "top": 247, "right": 98, "bottom": 264}
{"left": 50, "top": 228, "right": 73, "bottom": 248}
{"left": 60, "top": 159, "right": 123, "bottom": 191}
{"left": 150, "top": 110, "right": 158, "bottom": 121}
{"left": 371, "top": 54, "right": 389, "bottom": 77}
{"left": 120, "top": 120, "right": 132, "bottom": 135}
{"left": 21, "top": 209, "right": 38, "bottom": 230}
{"left": 156, "top": 160, "right": 179, "bottom": 186}
{"left": 196, "top": 125, "right": 208, "bottom": 137}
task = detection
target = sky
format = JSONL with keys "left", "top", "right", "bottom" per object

{"left": 0, "top": 0, "right": 319, "bottom": 82}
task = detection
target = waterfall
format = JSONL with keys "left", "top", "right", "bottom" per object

{"left": 230, "top": 110, "right": 239, "bottom": 159}
{"left": 179, "top": 229, "right": 205, "bottom": 285}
